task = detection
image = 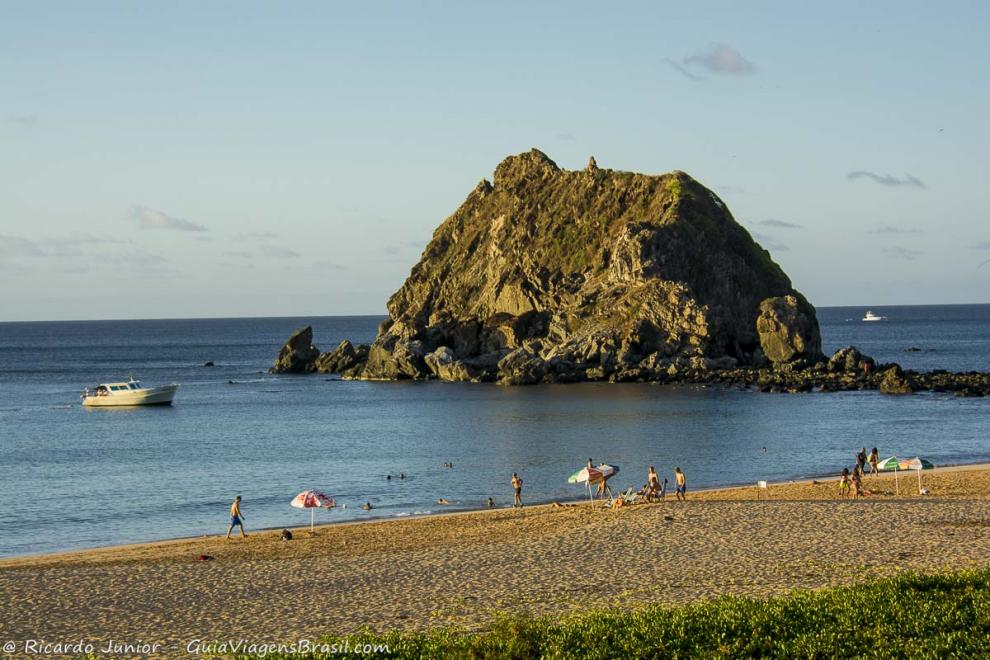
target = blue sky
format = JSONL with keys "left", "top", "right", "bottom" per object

{"left": 2, "top": 1, "right": 988, "bottom": 321}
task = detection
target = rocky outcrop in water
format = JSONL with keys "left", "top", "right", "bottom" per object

{"left": 271, "top": 150, "right": 987, "bottom": 396}
{"left": 307, "top": 149, "right": 823, "bottom": 383}
{"left": 315, "top": 340, "right": 369, "bottom": 376}
{"left": 631, "top": 345, "right": 988, "bottom": 396}
{"left": 270, "top": 326, "right": 321, "bottom": 374}
{"left": 756, "top": 295, "right": 822, "bottom": 367}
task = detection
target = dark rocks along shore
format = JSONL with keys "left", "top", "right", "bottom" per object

{"left": 270, "top": 150, "right": 988, "bottom": 397}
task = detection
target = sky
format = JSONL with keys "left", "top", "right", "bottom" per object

{"left": 2, "top": 1, "right": 989, "bottom": 321}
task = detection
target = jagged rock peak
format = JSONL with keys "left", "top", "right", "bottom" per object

{"left": 586, "top": 156, "right": 598, "bottom": 171}
{"left": 492, "top": 148, "right": 560, "bottom": 189}
{"left": 289, "top": 149, "right": 824, "bottom": 384}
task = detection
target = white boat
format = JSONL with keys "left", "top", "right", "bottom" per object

{"left": 862, "top": 310, "right": 886, "bottom": 322}
{"left": 81, "top": 378, "right": 179, "bottom": 407}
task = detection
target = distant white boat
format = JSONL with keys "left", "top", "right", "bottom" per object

{"left": 81, "top": 378, "right": 179, "bottom": 407}
{"left": 862, "top": 310, "right": 886, "bottom": 322}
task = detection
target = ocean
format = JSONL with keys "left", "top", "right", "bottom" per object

{"left": 0, "top": 305, "right": 988, "bottom": 558}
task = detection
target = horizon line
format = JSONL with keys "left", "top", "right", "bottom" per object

{"left": 2, "top": 301, "right": 990, "bottom": 324}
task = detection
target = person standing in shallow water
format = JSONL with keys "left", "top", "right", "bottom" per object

{"left": 511, "top": 473, "right": 523, "bottom": 507}
{"left": 226, "top": 495, "right": 247, "bottom": 539}
{"left": 856, "top": 447, "right": 867, "bottom": 474}
{"left": 674, "top": 467, "right": 686, "bottom": 501}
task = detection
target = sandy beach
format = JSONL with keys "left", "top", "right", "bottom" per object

{"left": 2, "top": 464, "right": 990, "bottom": 654}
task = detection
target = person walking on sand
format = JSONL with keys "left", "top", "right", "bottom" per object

{"left": 226, "top": 495, "right": 247, "bottom": 539}
{"left": 869, "top": 447, "right": 880, "bottom": 475}
{"left": 511, "top": 472, "right": 523, "bottom": 507}
{"left": 856, "top": 447, "right": 867, "bottom": 474}
{"left": 674, "top": 467, "right": 686, "bottom": 501}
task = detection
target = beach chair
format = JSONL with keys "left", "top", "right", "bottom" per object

{"left": 621, "top": 487, "right": 637, "bottom": 504}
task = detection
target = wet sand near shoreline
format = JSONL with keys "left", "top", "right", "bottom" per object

{"left": 2, "top": 466, "right": 989, "bottom": 653}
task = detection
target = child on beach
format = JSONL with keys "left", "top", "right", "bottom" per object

{"left": 852, "top": 466, "right": 865, "bottom": 497}
{"left": 838, "top": 468, "right": 851, "bottom": 497}
{"left": 226, "top": 495, "right": 247, "bottom": 539}
{"left": 674, "top": 467, "right": 686, "bottom": 501}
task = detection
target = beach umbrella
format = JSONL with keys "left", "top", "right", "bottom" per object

{"left": 876, "top": 456, "right": 900, "bottom": 471}
{"left": 899, "top": 457, "right": 934, "bottom": 493}
{"left": 568, "top": 464, "right": 619, "bottom": 501}
{"left": 291, "top": 489, "right": 336, "bottom": 531}
{"left": 877, "top": 456, "right": 901, "bottom": 494}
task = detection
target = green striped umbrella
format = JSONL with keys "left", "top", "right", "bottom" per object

{"left": 899, "top": 457, "right": 935, "bottom": 493}
{"left": 899, "top": 457, "right": 934, "bottom": 471}
{"left": 875, "top": 456, "right": 901, "bottom": 495}
{"left": 876, "top": 456, "right": 900, "bottom": 471}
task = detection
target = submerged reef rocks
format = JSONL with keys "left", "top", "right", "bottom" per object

{"left": 271, "top": 150, "right": 987, "bottom": 396}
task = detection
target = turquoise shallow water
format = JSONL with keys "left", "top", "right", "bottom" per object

{"left": 0, "top": 305, "right": 988, "bottom": 557}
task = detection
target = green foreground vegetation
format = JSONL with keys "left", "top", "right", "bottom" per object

{"left": 256, "top": 569, "right": 990, "bottom": 659}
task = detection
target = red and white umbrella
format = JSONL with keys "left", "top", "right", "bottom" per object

{"left": 291, "top": 489, "right": 335, "bottom": 530}
{"left": 568, "top": 464, "right": 620, "bottom": 501}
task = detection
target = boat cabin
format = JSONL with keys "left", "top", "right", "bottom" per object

{"left": 89, "top": 380, "right": 144, "bottom": 396}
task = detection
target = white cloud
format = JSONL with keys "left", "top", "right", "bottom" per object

{"left": 232, "top": 232, "right": 280, "bottom": 242}
{"left": 682, "top": 44, "right": 756, "bottom": 76}
{"left": 759, "top": 219, "right": 801, "bottom": 229}
{"left": 883, "top": 246, "right": 925, "bottom": 260}
{"left": 752, "top": 231, "right": 788, "bottom": 252}
{"left": 874, "top": 225, "right": 922, "bottom": 234}
{"left": 130, "top": 205, "right": 208, "bottom": 232}
{"left": 260, "top": 246, "right": 300, "bottom": 258}
{"left": 5, "top": 114, "right": 39, "bottom": 127}
{"left": 847, "top": 172, "right": 925, "bottom": 189}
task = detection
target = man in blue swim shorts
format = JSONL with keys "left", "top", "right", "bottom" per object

{"left": 226, "top": 495, "right": 247, "bottom": 539}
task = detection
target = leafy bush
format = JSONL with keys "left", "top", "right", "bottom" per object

{"left": 255, "top": 569, "right": 990, "bottom": 659}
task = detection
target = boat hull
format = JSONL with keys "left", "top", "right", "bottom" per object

{"left": 82, "top": 385, "right": 179, "bottom": 407}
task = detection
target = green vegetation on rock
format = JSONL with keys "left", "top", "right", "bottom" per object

{"left": 273, "top": 149, "right": 825, "bottom": 382}
{"left": 362, "top": 149, "right": 823, "bottom": 383}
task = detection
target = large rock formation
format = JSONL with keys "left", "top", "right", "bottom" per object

{"left": 756, "top": 295, "right": 822, "bottom": 367}
{"left": 270, "top": 326, "right": 320, "bottom": 374}
{"left": 321, "top": 149, "right": 823, "bottom": 383}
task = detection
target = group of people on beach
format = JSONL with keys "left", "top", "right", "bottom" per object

{"left": 642, "top": 465, "right": 687, "bottom": 502}
{"left": 838, "top": 446, "right": 881, "bottom": 497}
{"left": 508, "top": 461, "right": 687, "bottom": 510}
{"left": 224, "top": 459, "right": 691, "bottom": 538}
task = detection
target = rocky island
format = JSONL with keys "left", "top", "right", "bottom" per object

{"left": 272, "top": 150, "right": 988, "bottom": 396}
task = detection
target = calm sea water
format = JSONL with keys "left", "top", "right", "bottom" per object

{"left": 0, "top": 305, "right": 988, "bottom": 557}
